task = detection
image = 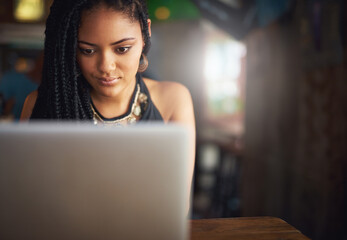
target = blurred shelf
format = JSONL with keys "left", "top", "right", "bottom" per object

{"left": 0, "top": 23, "right": 44, "bottom": 48}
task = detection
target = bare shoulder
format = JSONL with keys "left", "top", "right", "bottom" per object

{"left": 143, "top": 78, "right": 191, "bottom": 100}
{"left": 143, "top": 78, "right": 194, "bottom": 123}
{"left": 20, "top": 90, "right": 38, "bottom": 121}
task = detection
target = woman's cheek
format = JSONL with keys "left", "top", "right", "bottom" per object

{"left": 78, "top": 58, "right": 93, "bottom": 74}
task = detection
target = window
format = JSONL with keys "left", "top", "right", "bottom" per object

{"left": 203, "top": 22, "right": 246, "bottom": 118}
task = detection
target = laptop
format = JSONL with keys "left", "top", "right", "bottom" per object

{"left": 0, "top": 122, "right": 190, "bottom": 240}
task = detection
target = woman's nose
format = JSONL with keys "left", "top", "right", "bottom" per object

{"left": 98, "top": 52, "right": 116, "bottom": 74}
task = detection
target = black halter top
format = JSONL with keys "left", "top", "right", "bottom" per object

{"left": 90, "top": 74, "right": 163, "bottom": 125}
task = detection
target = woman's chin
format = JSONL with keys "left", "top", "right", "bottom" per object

{"left": 91, "top": 88, "right": 121, "bottom": 99}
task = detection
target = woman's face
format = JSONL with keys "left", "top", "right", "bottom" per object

{"left": 77, "top": 5, "right": 145, "bottom": 100}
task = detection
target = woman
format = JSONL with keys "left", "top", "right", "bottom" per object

{"left": 21, "top": 0, "right": 194, "bottom": 125}
{"left": 20, "top": 0, "right": 195, "bottom": 207}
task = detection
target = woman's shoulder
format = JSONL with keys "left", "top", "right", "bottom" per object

{"left": 20, "top": 90, "right": 38, "bottom": 121}
{"left": 143, "top": 78, "right": 193, "bottom": 122}
{"left": 143, "top": 78, "right": 190, "bottom": 97}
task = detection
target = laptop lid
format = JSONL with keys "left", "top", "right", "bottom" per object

{"left": 0, "top": 122, "right": 190, "bottom": 240}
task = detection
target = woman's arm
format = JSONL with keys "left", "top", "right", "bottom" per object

{"left": 167, "top": 83, "right": 196, "bottom": 215}
{"left": 146, "top": 79, "right": 196, "bottom": 215}
{"left": 166, "top": 82, "right": 196, "bottom": 177}
{"left": 20, "top": 90, "right": 38, "bottom": 121}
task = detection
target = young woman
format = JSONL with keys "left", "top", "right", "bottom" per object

{"left": 20, "top": 0, "right": 195, "bottom": 209}
{"left": 21, "top": 0, "right": 194, "bottom": 125}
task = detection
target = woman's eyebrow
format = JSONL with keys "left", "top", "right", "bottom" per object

{"left": 110, "top": 38, "right": 136, "bottom": 45}
{"left": 78, "top": 38, "right": 136, "bottom": 46}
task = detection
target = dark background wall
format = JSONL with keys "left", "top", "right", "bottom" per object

{"left": 241, "top": 1, "right": 347, "bottom": 239}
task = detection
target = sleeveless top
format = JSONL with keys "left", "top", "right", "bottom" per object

{"left": 90, "top": 74, "right": 163, "bottom": 126}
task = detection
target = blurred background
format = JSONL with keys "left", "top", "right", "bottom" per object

{"left": 0, "top": 0, "right": 346, "bottom": 239}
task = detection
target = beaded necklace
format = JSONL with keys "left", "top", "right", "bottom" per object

{"left": 90, "top": 83, "right": 148, "bottom": 126}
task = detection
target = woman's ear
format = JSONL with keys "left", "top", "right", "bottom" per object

{"left": 147, "top": 19, "right": 152, "bottom": 37}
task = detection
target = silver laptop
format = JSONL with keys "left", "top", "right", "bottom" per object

{"left": 0, "top": 122, "right": 190, "bottom": 240}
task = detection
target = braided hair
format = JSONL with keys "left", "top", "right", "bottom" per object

{"left": 31, "top": 0, "right": 151, "bottom": 119}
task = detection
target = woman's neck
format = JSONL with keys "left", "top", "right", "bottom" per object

{"left": 90, "top": 80, "right": 136, "bottom": 119}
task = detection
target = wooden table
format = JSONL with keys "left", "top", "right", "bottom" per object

{"left": 190, "top": 217, "right": 310, "bottom": 240}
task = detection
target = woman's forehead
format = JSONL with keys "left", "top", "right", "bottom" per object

{"left": 80, "top": 5, "right": 134, "bottom": 24}
{"left": 78, "top": 6, "right": 142, "bottom": 42}
{"left": 80, "top": 3, "right": 138, "bottom": 23}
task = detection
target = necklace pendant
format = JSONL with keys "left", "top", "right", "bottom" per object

{"left": 133, "top": 105, "right": 141, "bottom": 116}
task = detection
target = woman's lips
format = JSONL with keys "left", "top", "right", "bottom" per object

{"left": 97, "top": 77, "right": 120, "bottom": 86}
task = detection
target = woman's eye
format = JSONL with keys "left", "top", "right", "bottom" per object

{"left": 116, "top": 47, "right": 130, "bottom": 54}
{"left": 79, "top": 48, "right": 95, "bottom": 55}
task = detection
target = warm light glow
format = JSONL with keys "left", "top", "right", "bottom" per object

{"left": 15, "top": 58, "right": 29, "bottom": 73}
{"left": 14, "top": 0, "right": 44, "bottom": 22}
{"left": 155, "top": 6, "right": 171, "bottom": 20}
